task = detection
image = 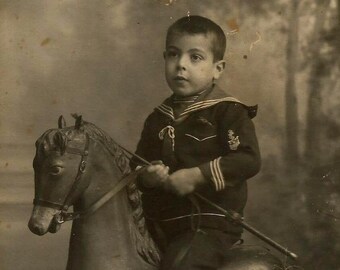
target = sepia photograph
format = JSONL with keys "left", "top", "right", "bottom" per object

{"left": 1, "top": 1, "right": 339, "bottom": 269}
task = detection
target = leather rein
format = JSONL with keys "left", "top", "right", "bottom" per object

{"left": 33, "top": 133, "right": 138, "bottom": 225}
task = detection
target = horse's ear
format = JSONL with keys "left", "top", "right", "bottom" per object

{"left": 75, "top": 115, "right": 83, "bottom": 130}
{"left": 71, "top": 113, "right": 79, "bottom": 119}
{"left": 58, "top": 115, "right": 66, "bottom": 129}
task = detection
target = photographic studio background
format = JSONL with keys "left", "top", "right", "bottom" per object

{"left": 1, "top": 0, "right": 339, "bottom": 269}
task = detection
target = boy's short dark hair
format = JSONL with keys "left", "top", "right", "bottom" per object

{"left": 166, "top": 15, "right": 226, "bottom": 62}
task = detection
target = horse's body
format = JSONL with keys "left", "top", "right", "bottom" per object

{"left": 28, "top": 116, "right": 284, "bottom": 270}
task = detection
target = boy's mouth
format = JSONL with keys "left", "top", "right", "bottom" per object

{"left": 174, "top": 75, "right": 188, "bottom": 81}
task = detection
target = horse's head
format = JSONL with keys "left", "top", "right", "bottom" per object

{"left": 28, "top": 115, "right": 90, "bottom": 235}
{"left": 28, "top": 115, "right": 98, "bottom": 235}
{"left": 28, "top": 115, "right": 130, "bottom": 236}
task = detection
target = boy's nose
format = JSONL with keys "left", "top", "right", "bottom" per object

{"left": 176, "top": 56, "right": 188, "bottom": 70}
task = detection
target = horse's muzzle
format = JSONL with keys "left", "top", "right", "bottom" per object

{"left": 28, "top": 206, "right": 61, "bottom": 235}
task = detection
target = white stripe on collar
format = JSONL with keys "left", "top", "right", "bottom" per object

{"left": 180, "top": 97, "right": 242, "bottom": 116}
{"left": 155, "top": 97, "right": 242, "bottom": 119}
{"left": 156, "top": 104, "right": 174, "bottom": 120}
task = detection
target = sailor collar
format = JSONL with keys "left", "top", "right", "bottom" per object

{"left": 155, "top": 85, "right": 258, "bottom": 120}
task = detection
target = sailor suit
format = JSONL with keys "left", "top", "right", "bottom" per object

{"left": 133, "top": 84, "right": 261, "bottom": 242}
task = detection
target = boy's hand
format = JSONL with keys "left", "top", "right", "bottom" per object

{"left": 139, "top": 161, "right": 169, "bottom": 188}
{"left": 164, "top": 167, "right": 205, "bottom": 196}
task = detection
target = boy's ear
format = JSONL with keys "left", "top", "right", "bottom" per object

{"left": 213, "top": 60, "right": 226, "bottom": 80}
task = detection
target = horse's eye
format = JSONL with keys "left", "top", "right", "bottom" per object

{"left": 48, "top": 166, "right": 63, "bottom": 176}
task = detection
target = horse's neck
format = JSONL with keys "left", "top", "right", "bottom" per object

{"left": 66, "top": 146, "right": 153, "bottom": 270}
{"left": 67, "top": 193, "right": 142, "bottom": 270}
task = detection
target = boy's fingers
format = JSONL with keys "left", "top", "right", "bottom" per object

{"left": 151, "top": 160, "right": 164, "bottom": 165}
{"left": 163, "top": 166, "right": 170, "bottom": 178}
{"left": 146, "top": 164, "right": 162, "bottom": 173}
{"left": 159, "top": 167, "right": 170, "bottom": 179}
{"left": 147, "top": 164, "right": 169, "bottom": 173}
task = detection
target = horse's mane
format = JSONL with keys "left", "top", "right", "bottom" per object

{"left": 81, "top": 122, "right": 161, "bottom": 266}
{"left": 35, "top": 121, "right": 160, "bottom": 266}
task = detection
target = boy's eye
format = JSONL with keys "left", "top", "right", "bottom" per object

{"left": 166, "top": 51, "right": 178, "bottom": 58}
{"left": 191, "top": 54, "right": 203, "bottom": 62}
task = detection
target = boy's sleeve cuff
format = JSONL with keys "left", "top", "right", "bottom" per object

{"left": 198, "top": 157, "right": 226, "bottom": 191}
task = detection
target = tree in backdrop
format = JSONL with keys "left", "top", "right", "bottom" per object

{"left": 302, "top": 0, "right": 340, "bottom": 268}
{"left": 285, "top": 0, "right": 300, "bottom": 174}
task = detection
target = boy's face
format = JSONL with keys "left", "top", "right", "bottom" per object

{"left": 164, "top": 33, "right": 225, "bottom": 97}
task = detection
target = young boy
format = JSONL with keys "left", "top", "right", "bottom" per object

{"left": 132, "top": 15, "right": 261, "bottom": 270}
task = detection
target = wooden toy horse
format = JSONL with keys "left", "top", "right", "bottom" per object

{"left": 28, "top": 115, "right": 159, "bottom": 270}
{"left": 28, "top": 116, "right": 284, "bottom": 270}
